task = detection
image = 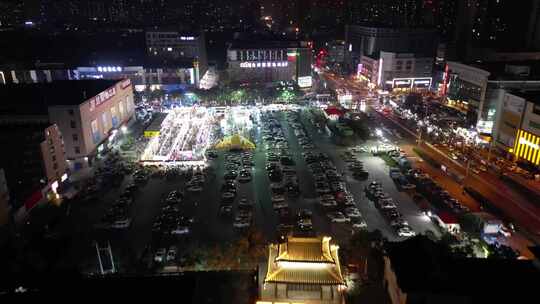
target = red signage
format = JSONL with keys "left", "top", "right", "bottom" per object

{"left": 24, "top": 189, "right": 43, "bottom": 210}
{"left": 89, "top": 87, "right": 117, "bottom": 111}
{"left": 121, "top": 79, "right": 131, "bottom": 89}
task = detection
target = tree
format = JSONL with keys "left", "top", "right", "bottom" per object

{"left": 459, "top": 213, "right": 483, "bottom": 234}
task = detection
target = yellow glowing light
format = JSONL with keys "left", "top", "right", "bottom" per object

{"left": 277, "top": 261, "right": 329, "bottom": 269}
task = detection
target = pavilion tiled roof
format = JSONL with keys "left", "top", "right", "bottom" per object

{"left": 275, "top": 236, "right": 335, "bottom": 263}
{"left": 265, "top": 236, "right": 345, "bottom": 286}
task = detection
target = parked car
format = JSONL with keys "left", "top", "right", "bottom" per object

{"left": 327, "top": 212, "right": 350, "bottom": 223}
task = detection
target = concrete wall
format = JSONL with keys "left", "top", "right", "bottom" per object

{"left": 39, "top": 124, "right": 67, "bottom": 184}
{"left": 384, "top": 256, "right": 408, "bottom": 304}
{"left": 48, "top": 80, "right": 134, "bottom": 165}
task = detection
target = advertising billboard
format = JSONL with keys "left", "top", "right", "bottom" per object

{"left": 297, "top": 76, "right": 313, "bottom": 88}
{"left": 513, "top": 129, "right": 540, "bottom": 165}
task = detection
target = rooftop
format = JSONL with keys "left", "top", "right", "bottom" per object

{"left": 467, "top": 60, "right": 540, "bottom": 81}
{"left": 507, "top": 90, "right": 540, "bottom": 106}
{"left": 229, "top": 40, "right": 306, "bottom": 50}
{"left": 0, "top": 80, "right": 118, "bottom": 114}
{"left": 265, "top": 236, "right": 345, "bottom": 285}
{"left": 276, "top": 236, "right": 335, "bottom": 263}
{"left": 386, "top": 236, "right": 540, "bottom": 301}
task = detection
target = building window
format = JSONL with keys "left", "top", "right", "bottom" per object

{"left": 529, "top": 120, "right": 540, "bottom": 130}
{"left": 70, "top": 120, "right": 76, "bottom": 128}
{"left": 68, "top": 109, "right": 74, "bottom": 116}
{"left": 72, "top": 134, "right": 78, "bottom": 141}
{"left": 74, "top": 146, "right": 80, "bottom": 154}
{"left": 52, "top": 155, "right": 56, "bottom": 162}
{"left": 53, "top": 163, "right": 58, "bottom": 170}
{"left": 504, "top": 121, "right": 517, "bottom": 129}
{"left": 534, "top": 105, "right": 540, "bottom": 116}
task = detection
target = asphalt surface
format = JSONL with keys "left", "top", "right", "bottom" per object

{"left": 62, "top": 104, "right": 444, "bottom": 274}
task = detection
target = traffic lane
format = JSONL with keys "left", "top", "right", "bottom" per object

{"left": 374, "top": 102, "right": 540, "bottom": 242}
{"left": 380, "top": 107, "right": 540, "bottom": 219}
{"left": 420, "top": 144, "right": 540, "bottom": 228}
{"left": 354, "top": 155, "right": 440, "bottom": 239}
{"left": 304, "top": 123, "right": 401, "bottom": 240}
{"left": 279, "top": 112, "right": 335, "bottom": 237}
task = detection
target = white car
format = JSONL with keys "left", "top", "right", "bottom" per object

{"left": 221, "top": 192, "right": 235, "bottom": 200}
{"left": 327, "top": 212, "right": 350, "bottom": 223}
{"left": 187, "top": 186, "right": 202, "bottom": 193}
{"left": 170, "top": 226, "right": 190, "bottom": 235}
{"left": 111, "top": 218, "right": 131, "bottom": 229}
{"left": 273, "top": 201, "right": 288, "bottom": 210}
{"left": 351, "top": 218, "right": 368, "bottom": 230}
{"left": 271, "top": 194, "right": 285, "bottom": 202}
{"left": 319, "top": 199, "right": 338, "bottom": 208}
{"left": 397, "top": 226, "right": 416, "bottom": 237}
{"left": 344, "top": 207, "right": 362, "bottom": 218}
{"left": 167, "top": 247, "right": 177, "bottom": 262}
{"left": 154, "top": 248, "right": 166, "bottom": 263}
{"left": 233, "top": 219, "right": 251, "bottom": 228}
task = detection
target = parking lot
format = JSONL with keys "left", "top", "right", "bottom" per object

{"left": 61, "top": 105, "right": 446, "bottom": 273}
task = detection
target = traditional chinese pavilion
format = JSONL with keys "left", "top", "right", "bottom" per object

{"left": 261, "top": 236, "right": 346, "bottom": 303}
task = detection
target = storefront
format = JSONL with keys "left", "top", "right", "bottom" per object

{"left": 511, "top": 129, "right": 540, "bottom": 166}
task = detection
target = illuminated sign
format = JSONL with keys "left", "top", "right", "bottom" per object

{"left": 377, "top": 59, "right": 383, "bottom": 86}
{"left": 476, "top": 120, "right": 494, "bottom": 134}
{"left": 180, "top": 36, "right": 195, "bottom": 40}
{"left": 513, "top": 129, "right": 540, "bottom": 165}
{"left": 144, "top": 131, "right": 160, "bottom": 138}
{"left": 392, "top": 77, "right": 432, "bottom": 89}
{"left": 97, "top": 66, "right": 122, "bottom": 72}
{"left": 89, "top": 87, "right": 117, "bottom": 111}
{"left": 287, "top": 51, "right": 298, "bottom": 57}
{"left": 239, "top": 61, "right": 288, "bottom": 68}
{"left": 298, "top": 76, "right": 312, "bottom": 88}
{"left": 120, "top": 79, "right": 131, "bottom": 89}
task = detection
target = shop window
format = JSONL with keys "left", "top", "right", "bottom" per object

{"left": 529, "top": 120, "right": 540, "bottom": 130}
{"left": 534, "top": 105, "right": 540, "bottom": 115}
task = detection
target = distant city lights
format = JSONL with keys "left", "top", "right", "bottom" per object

{"left": 97, "top": 66, "right": 122, "bottom": 72}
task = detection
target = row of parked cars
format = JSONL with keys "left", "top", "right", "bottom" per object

{"left": 341, "top": 150, "right": 369, "bottom": 180}
{"left": 365, "top": 181, "right": 416, "bottom": 237}
{"left": 153, "top": 189, "right": 194, "bottom": 236}
{"left": 406, "top": 169, "right": 470, "bottom": 215}
{"left": 304, "top": 151, "right": 367, "bottom": 231}
{"left": 219, "top": 151, "right": 255, "bottom": 229}
{"left": 100, "top": 183, "right": 137, "bottom": 229}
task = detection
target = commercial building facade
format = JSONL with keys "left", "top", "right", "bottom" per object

{"left": 0, "top": 122, "right": 67, "bottom": 212}
{"left": 345, "top": 26, "right": 438, "bottom": 73}
{"left": 145, "top": 30, "right": 208, "bottom": 87}
{"left": 1, "top": 62, "right": 198, "bottom": 91}
{"left": 47, "top": 79, "right": 135, "bottom": 169}
{"left": 491, "top": 90, "right": 540, "bottom": 167}
{"left": 227, "top": 41, "right": 312, "bottom": 87}
{"left": 442, "top": 61, "right": 540, "bottom": 133}
{"left": 359, "top": 51, "right": 433, "bottom": 91}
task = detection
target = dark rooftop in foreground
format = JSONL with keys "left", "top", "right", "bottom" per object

{"left": 228, "top": 40, "right": 306, "bottom": 50}
{"left": 0, "top": 80, "right": 118, "bottom": 115}
{"left": 467, "top": 60, "right": 540, "bottom": 81}
{"left": 507, "top": 90, "right": 540, "bottom": 105}
{"left": 386, "top": 236, "right": 540, "bottom": 302}
{"left": 0, "top": 271, "right": 256, "bottom": 302}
